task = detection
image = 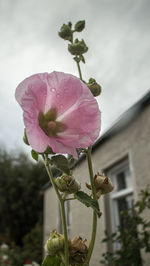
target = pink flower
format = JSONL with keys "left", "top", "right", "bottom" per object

{"left": 15, "top": 71, "right": 100, "bottom": 158}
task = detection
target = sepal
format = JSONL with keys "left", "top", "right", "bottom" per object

{"left": 23, "top": 128, "right": 29, "bottom": 145}
{"left": 31, "top": 149, "right": 38, "bottom": 161}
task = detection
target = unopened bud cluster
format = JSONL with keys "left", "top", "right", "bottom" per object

{"left": 58, "top": 20, "right": 102, "bottom": 99}
{"left": 86, "top": 173, "right": 114, "bottom": 198}
{"left": 58, "top": 20, "right": 88, "bottom": 61}
{"left": 55, "top": 173, "right": 81, "bottom": 194}
{"left": 58, "top": 20, "right": 85, "bottom": 42}
{"left": 68, "top": 39, "right": 88, "bottom": 56}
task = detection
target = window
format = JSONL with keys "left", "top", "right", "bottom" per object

{"left": 106, "top": 158, "right": 134, "bottom": 249}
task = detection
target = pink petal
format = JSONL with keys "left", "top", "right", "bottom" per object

{"left": 44, "top": 71, "right": 83, "bottom": 116}
{"left": 24, "top": 112, "right": 48, "bottom": 152}
{"left": 57, "top": 95, "right": 100, "bottom": 147}
{"left": 15, "top": 73, "right": 48, "bottom": 108}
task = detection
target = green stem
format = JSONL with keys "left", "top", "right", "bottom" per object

{"left": 60, "top": 200, "right": 69, "bottom": 265}
{"left": 74, "top": 53, "right": 98, "bottom": 265}
{"left": 83, "top": 147, "right": 98, "bottom": 266}
{"left": 43, "top": 155, "right": 69, "bottom": 266}
{"left": 86, "top": 147, "right": 97, "bottom": 199}
{"left": 76, "top": 60, "right": 83, "bottom": 80}
{"left": 71, "top": 33, "right": 82, "bottom": 81}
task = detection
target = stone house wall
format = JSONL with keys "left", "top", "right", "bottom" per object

{"left": 43, "top": 96, "right": 150, "bottom": 265}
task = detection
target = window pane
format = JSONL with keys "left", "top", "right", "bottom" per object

{"left": 117, "top": 197, "right": 128, "bottom": 228}
{"left": 116, "top": 171, "right": 126, "bottom": 190}
{"left": 116, "top": 194, "right": 134, "bottom": 228}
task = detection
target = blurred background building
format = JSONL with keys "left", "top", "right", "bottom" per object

{"left": 43, "top": 90, "right": 150, "bottom": 265}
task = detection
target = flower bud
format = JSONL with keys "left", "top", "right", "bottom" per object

{"left": 68, "top": 39, "right": 88, "bottom": 55}
{"left": 69, "top": 236, "right": 88, "bottom": 265}
{"left": 58, "top": 24, "right": 72, "bottom": 42}
{"left": 55, "top": 174, "right": 81, "bottom": 194}
{"left": 87, "top": 78, "right": 102, "bottom": 97}
{"left": 86, "top": 173, "right": 114, "bottom": 198}
{"left": 74, "top": 20, "right": 85, "bottom": 32}
{"left": 95, "top": 173, "right": 114, "bottom": 195}
{"left": 45, "top": 230, "right": 64, "bottom": 256}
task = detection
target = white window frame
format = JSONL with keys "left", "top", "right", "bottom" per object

{"left": 106, "top": 159, "right": 134, "bottom": 249}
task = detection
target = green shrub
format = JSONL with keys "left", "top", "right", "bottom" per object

{"left": 100, "top": 188, "right": 150, "bottom": 266}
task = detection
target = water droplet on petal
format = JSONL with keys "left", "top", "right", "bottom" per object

{"left": 56, "top": 93, "right": 60, "bottom": 98}
{"left": 51, "top": 87, "right": 56, "bottom": 92}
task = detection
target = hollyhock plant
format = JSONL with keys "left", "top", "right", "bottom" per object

{"left": 15, "top": 71, "right": 100, "bottom": 158}
{"left": 15, "top": 20, "right": 114, "bottom": 266}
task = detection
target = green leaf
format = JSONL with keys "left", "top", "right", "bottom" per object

{"left": 42, "top": 255, "right": 61, "bottom": 266}
{"left": 31, "top": 149, "right": 38, "bottom": 161}
{"left": 51, "top": 155, "right": 70, "bottom": 175}
{"left": 80, "top": 54, "right": 85, "bottom": 63}
{"left": 74, "top": 191, "right": 101, "bottom": 217}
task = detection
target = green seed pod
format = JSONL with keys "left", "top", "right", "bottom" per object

{"left": 68, "top": 39, "right": 88, "bottom": 55}
{"left": 74, "top": 20, "right": 85, "bottom": 32}
{"left": 69, "top": 236, "right": 88, "bottom": 265}
{"left": 55, "top": 174, "right": 81, "bottom": 194}
{"left": 45, "top": 230, "right": 64, "bottom": 256}
{"left": 87, "top": 78, "right": 102, "bottom": 97}
{"left": 86, "top": 173, "right": 114, "bottom": 198}
{"left": 58, "top": 24, "right": 72, "bottom": 42}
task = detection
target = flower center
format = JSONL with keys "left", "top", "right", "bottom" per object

{"left": 48, "top": 121, "right": 57, "bottom": 130}
{"left": 38, "top": 108, "right": 66, "bottom": 137}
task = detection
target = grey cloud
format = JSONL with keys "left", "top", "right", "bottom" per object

{"left": 0, "top": 0, "right": 150, "bottom": 151}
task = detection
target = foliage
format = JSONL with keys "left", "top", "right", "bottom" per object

{"left": 0, "top": 149, "right": 49, "bottom": 264}
{"left": 22, "top": 225, "right": 43, "bottom": 264}
{"left": 100, "top": 188, "right": 150, "bottom": 266}
{"left": 0, "top": 150, "right": 48, "bottom": 245}
{"left": 0, "top": 243, "right": 24, "bottom": 266}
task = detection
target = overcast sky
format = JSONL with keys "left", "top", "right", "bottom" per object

{"left": 0, "top": 0, "right": 150, "bottom": 155}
